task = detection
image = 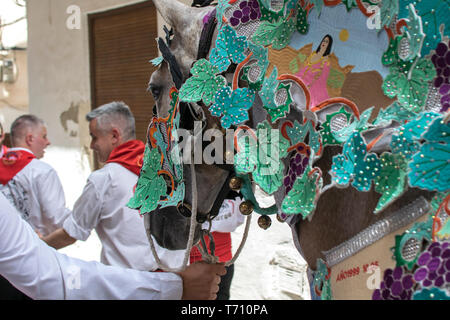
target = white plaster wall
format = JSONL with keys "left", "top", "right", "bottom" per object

{"left": 0, "top": 0, "right": 29, "bottom": 131}
{"left": 26, "top": 0, "right": 156, "bottom": 262}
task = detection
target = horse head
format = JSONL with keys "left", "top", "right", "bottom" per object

{"left": 143, "top": 1, "right": 231, "bottom": 264}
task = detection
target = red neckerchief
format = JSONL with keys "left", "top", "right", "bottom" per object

{"left": 105, "top": 140, "right": 145, "bottom": 176}
{"left": 0, "top": 149, "right": 36, "bottom": 185}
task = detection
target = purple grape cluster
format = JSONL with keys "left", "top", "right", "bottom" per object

{"left": 229, "top": 0, "right": 261, "bottom": 27}
{"left": 413, "top": 242, "right": 450, "bottom": 289}
{"left": 283, "top": 145, "right": 311, "bottom": 193}
{"left": 431, "top": 40, "right": 450, "bottom": 112}
{"left": 372, "top": 266, "right": 415, "bottom": 300}
{"left": 439, "top": 83, "right": 450, "bottom": 112}
{"left": 431, "top": 40, "right": 450, "bottom": 88}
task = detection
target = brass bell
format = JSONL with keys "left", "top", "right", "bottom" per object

{"left": 229, "top": 176, "right": 243, "bottom": 191}
{"left": 239, "top": 200, "right": 254, "bottom": 215}
{"left": 258, "top": 215, "right": 272, "bottom": 230}
{"left": 276, "top": 214, "right": 285, "bottom": 223}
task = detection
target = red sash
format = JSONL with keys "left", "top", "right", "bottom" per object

{"left": 106, "top": 140, "right": 145, "bottom": 176}
{"left": 0, "top": 149, "right": 36, "bottom": 185}
{"left": 190, "top": 232, "right": 232, "bottom": 263}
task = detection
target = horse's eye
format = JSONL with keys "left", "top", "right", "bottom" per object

{"left": 148, "top": 84, "right": 161, "bottom": 100}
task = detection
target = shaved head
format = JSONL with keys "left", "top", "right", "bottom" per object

{"left": 10, "top": 115, "right": 44, "bottom": 146}
{"left": 10, "top": 115, "right": 50, "bottom": 159}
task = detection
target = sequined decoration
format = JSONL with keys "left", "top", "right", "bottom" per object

{"left": 127, "top": 146, "right": 167, "bottom": 215}
{"left": 382, "top": 55, "right": 436, "bottom": 113}
{"left": 179, "top": 59, "right": 226, "bottom": 106}
{"left": 374, "top": 153, "right": 408, "bottom": 214}
{"left": 209, "top": 86, "right": 255, "bottom": 128}
{"left": 234, "top": 120, "right": 289, "bottom": 194}
{"left": 282, "top": 119, "right": 322, "bottom": 156}
{"left": 209, "top": 25, "right": 248, "bottom": 73}
{"left": 312, "top": 259, "right": 332, "bottom": 300}
{"left": 330, "top": 132, "right": 381, "bottom": 192}
{"left": 408, "top": 114, "right": 450, "bottom": 192}
{"left": 390, "top": 111, "right": 440, "bottom": 160}
{"left": 392, "top": 215, "right": 433, "bottom": 269}
{"left": 320, "top": 106, "right": 352, "bottom": 146}
{"left": 282, "top": 166, "right": 322, "bottom": 220}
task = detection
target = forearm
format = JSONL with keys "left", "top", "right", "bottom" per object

{"left": 42, "top": 228, "right": 76, "bottom": 249}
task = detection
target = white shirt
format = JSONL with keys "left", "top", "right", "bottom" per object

{"left": 0, "top": 193, "right": 182, "bottom": 300}
{"left": 0, "top": 148, "right": 71, "bottom": 236}
{"left": 63, "top": 163, "right": 158, "bottom": 271}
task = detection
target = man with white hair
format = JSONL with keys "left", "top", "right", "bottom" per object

{"left": 42, "top": 102, "right": 166, "bottom": 271}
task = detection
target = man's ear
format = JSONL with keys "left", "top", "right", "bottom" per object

{"left": 111, "top": 127, "right": 121, "bottom": 145}
{"left": 25, "top": 132, "right": 34, "bottom": 146}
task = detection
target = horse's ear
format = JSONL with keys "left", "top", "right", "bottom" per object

{"left": 152, "top": 0, "right": 206, "bottom": 32}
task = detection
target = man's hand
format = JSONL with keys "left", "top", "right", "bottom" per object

{"left": 42, "top": 228, "right": 76, "bottom": 249}
{"left": 177, "top": 262, "right": 226, "bottom": 300}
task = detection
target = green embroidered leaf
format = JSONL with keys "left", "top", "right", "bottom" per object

{"left": 209, "top": 86, "right": 255, "bottom": 128}
{"left": 234, "top": 121, "right": 289, "bottom": 194}
{"left": 372, "top": 102, "right": 416, "bottom": 126}
{"left": 296, "top": 5, "right": 309, "bottom": 34}
{"left": 282, "top": 166, "right": 323, "bottom": 219}
{"left": 382, "top": 57, "right": 436, "bottom": 112}
{"left": 216, "top": 0, "right": 230, "bottom": 29}
{"left": 390, "top": 112, "right": 440, "bottom": 160}
{"left": 209, "top": 25, "right": 248, "bottom": 73}
{"left": 252, "top": 16, "right": 296, "bottom": 50}
{"left": 127, "top": 147, "right": 167, "bottom": 214}
{"left": 319, "top": 107, "right": 352, "bottom": 146}
{"left": 380, "top": 0, "right": 399, "bottom": 29}
{"left": 331, "top": 107, "right": 374, "bottom": 144}
{"left": 374, "top": 153, "right": 408, "bottom": 214}
{"left": 284, "top": 120, "right": 321, "bottom": 155}
{"left": 179, "top": 59, "right": 226, "bottom": 106}
{"left": 399, "top": 4, "right": 425, "bottom": 61}
{"left": 330, "top": 132, "right": 381, "bottom": 192}
{"left": 158, "top": 182, "right": 185, "bottom": 209}
{"left": 382, "top": 37, "right": 399, "bottom": 66}
{"left": 408, "top": 116, "right": 450, "bottom": 192}
{"left": 260, "top": 67, "right": 279, "bottom": 109}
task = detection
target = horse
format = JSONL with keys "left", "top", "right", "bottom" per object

{"left": 134, "top": 0, "right": 449, "bottom": 299}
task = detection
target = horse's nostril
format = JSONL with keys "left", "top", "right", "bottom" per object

{"left": 177, "top": 202, "right": 192, "bottom": 218}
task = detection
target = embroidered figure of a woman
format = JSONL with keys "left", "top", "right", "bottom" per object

{"left": 296, "top": 35, "right": 333, "bottom": 107}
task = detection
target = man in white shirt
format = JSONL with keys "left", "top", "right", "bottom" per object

{"left": 0, "top": 193, "right": 226, "bottom": 300}
{"left": 43, "top": 102, "right": 179, "bottom": 271}
{"left": 0, "top": 115, "right": 72, "bottom": 299}
{"left": 0, "top": 115, "right": 71, "bottom": 236}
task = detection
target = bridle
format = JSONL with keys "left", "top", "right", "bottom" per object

{"left": 147, "top": 8, "right": 252, "bottom": 271}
